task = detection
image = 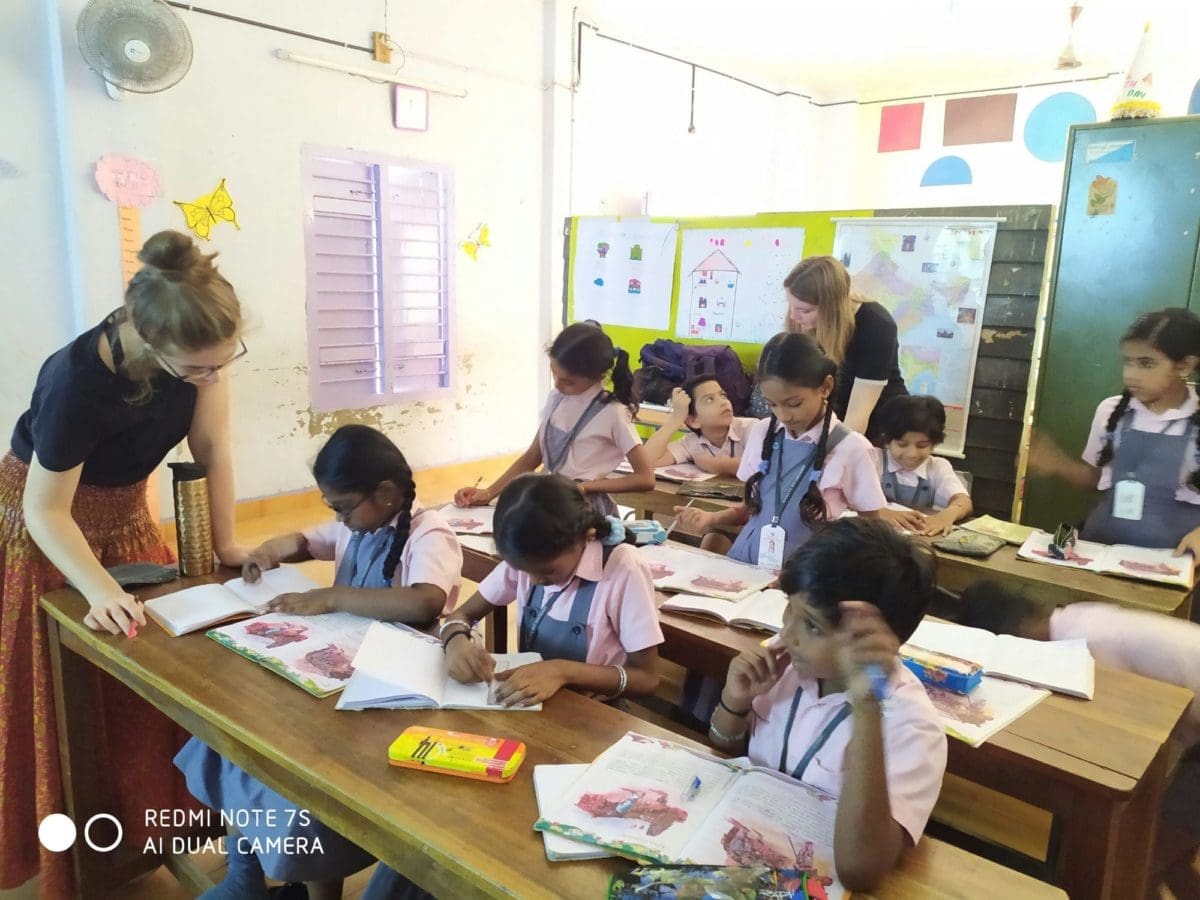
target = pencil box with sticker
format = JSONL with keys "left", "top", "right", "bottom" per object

{"left": 900, "top": 645, "right": 984, "bottom": 695}
{"left": 387, "top": 726, "right": 526, "bottom": 783}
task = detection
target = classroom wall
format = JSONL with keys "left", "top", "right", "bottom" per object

{"left": 8, "top": 0, "right": 557, "bottom": 515}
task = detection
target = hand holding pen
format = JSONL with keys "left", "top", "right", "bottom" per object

{"left": 836, "top": 601, "right": 896, "bottom": 704}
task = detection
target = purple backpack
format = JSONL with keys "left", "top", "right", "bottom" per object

{"left": 635, "top": 339, "right": 752, "bottom": 414}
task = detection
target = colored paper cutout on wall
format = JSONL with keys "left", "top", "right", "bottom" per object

{"left": 1087, "top": 176, "right": 1117, "bottom": 216}
{"left": 1188, "top": 79, "right": 1200, "bottom": 115}
{"left": 943, "top": 94, "right": 1017, "bottom": 146}
{"left": 95, "top": 155, "right": 160, "bottom": 207}
{"left": 878, "top": 103, "right": 924, "bottom": 152}
{"left": 459, "top": 222, "right": 491, "bottom": 261}
{"left": 920, "top": 156, "right": 972, "bottom": 186}
{"left": 174, "top": 178, "right": 239, "bottom": 241}
{"left": 1023, "top": 92, "right": 1096, "bottom": 162}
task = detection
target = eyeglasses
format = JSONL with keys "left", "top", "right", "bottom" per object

{"left": 323, "top": 494, "right": 369, "bottom": 521}
{"left": 1048, "top": 523, "right": 1078, "bottom": 560}
{"left": 151, "top": 338, "right": 248, "bottom": 381}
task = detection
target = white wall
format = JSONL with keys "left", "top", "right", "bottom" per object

{"left": 5, "top": 0, "right": 557, "bottom": 513}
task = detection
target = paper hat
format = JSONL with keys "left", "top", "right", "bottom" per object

{"left": 1111, "top": 22, "right": 1160, "bottom": 120}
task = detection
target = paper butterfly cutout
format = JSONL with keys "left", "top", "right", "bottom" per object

{"left": 174, "top": 178, "right": 240, "bottom": 241}
{"left": 459, "top": 222, "right": 490, "bottom": 261}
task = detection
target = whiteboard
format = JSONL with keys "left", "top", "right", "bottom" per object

{"left": 832, "top": 219, "right": 999, "bottom": 457}
{"left": 572, "top": 218, "right": 678, "bottom": 330}
{"left": 674, "top": 227, "right": 806, "bottom": 343}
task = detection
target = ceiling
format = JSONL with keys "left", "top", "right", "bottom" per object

{"left": 581, "top": 0, "right": 1185, "bottom": 102}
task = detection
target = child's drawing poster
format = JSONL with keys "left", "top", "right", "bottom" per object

{"left": 573, "top": 218, "right": 677, "bottom": 330}
{"left": 674, "top": 227, "right": 806, "bottom": 343}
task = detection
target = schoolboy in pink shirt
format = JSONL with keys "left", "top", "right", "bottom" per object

{"left": 642, "top": 374, "right": 762, "bottom": 477}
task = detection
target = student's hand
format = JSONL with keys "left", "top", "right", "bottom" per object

{"left": 492, "top": 660, "right": 567, "bottom": 707}
{"left": 85, "top": 590, "right": 145, "bottom": 637}
{"left": 241, "top": 546, "right": 279, "bottom": 583}
{"left": 445, "top": 633, "right": 496, "bottom": 684}
{"left": 668, "top": 387, "right": 691, "bottom": 420}
{"left": 692, "top": 454, "right": 722, "bottom": 475}
{"left": 454, "top": 486, "right": 492, "bottom": 508}
{"left": 723, "top": 645, "right": 787, "bottom": 710}
{"left": 877, "top": 507, "right": 927, "bottom": 533}
{"left": 919, "top": 511, "right": 957, "bottom": 537}
{"left": 673, "top": 505, "right": 716, "bottom": 533}
{"left": 1026, "top": 430, "right": 1071, "bottom": 477}
{"left": 267, "top": 589, "right": 335, "bottom": 616}
{"left": 1174, "top": 527, "right": 1200, "bottom": 568}
{"left": 216, "top": 543, "right": 252, "bottom": 569}
{"left": 836, "top": 601, "right": 899, "bottom": 706}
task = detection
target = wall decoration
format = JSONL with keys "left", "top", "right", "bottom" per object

{"left": 95, "top": 154, "right": 161, "bottom": 284}
{"left": 1111, "top": 23, "right": 1159, "bottom": 120}
{"left": 943, "top": 94, "right": 1018, "bottom": 145}
{"left": 173, "top": 178, "right": 239, "bottom": 241}
{"left": 572, "top": 217, "right": 677, "bottom": 329}
{"left": 878, "top": 103, "right": 924, "bottom": 153}
{"left": 920, "top": 156, "right": 972, "bottom": 187}
{"left": 1023, "top": 93, "right": 1096, "bottom": 162}
{"left": 459, "top": 222, "right": 490, "bottom": 261}
{"left": 1189, "top": 79, "right": 1200, "bottom": 115}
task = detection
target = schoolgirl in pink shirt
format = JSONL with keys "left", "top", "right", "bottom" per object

{"left": 442, "top": 472, "right": 663, "bottom": 705}
{"left": 709, "top": 519, "right": 947, "bottom": 892}
{"left": 455, "top": 322, "right": 655, "bottom": 516}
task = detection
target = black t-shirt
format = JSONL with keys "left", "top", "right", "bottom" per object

{"left": 832, "top": 301, "right": 908, "bottom": 438}
{"left": 10, "top": 316, "right": 197, "bottom": 486}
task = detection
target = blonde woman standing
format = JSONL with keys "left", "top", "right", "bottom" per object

{"left": 780, "top": 255, "right": 908, "bottom": 439}
{"left": 0, "top": 231, "right": 248, "bottom": 898}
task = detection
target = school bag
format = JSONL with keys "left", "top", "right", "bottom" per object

{"left": 634, "top": 339, "right": 752, "bottom": 415}
{"left": 682, "top": 344, "right": 752, "bottom": 416}
{"left": 634, "top": 339, "right": 688, "bottom": 405}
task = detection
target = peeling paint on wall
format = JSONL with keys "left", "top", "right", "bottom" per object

{"left": 980, "top": 329, "right": 1025, "bottom": 344}
{"left": 303, "top": 406, "right": 385, "bottom": 437}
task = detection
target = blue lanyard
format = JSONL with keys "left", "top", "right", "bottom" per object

{"left": 777, "top": 686, "right": 852, "bottom": 781}
{"left": 772, "top": 433, "right": 818, "bottom": 527}
{"left": 520, "top": 583, "right": 570, "bottom": 649}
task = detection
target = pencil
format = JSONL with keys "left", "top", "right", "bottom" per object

{"left": 664, "top": 499, "right": 695, "bottom": 537}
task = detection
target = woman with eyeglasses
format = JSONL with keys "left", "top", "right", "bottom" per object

{"left": 0, "top": 229, "right": 248, "bottom": 898}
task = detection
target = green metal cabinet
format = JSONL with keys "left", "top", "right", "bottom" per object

{"left": 1022, "top": 117, "right": 1200, "bottom": 530}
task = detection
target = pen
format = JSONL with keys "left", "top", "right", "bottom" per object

{"left": 865, "top": 664, "right": 888, "bottom": 701}
{"left": 665, "top": 499, "right": 695, "bottom": 537}
{"left": 684, "top": 776, "right": 701, "bottom": 800}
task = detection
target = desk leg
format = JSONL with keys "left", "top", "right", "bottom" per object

{"left": 1055, "top": 793, "right": 1122, "bottom": 899}
{"left": 1111, "top": 745, "right": 1169, "bottom": 899}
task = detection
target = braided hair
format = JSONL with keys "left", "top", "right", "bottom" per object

{"left": 312, "top": 425, "right": 416, "bottom": 583}
{"left": 744, "top": 332, "right": 838, "bottom": 527}
{"left": 548, "top": 322, "right": 639, "bottom": 416}
{"left": 1096, "top": 309, "right": 1200, "bottom": 491}
{"left": 494, "top": 473, "right": 633, "bottom": 563}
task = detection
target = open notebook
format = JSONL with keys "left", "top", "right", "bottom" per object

{"left": 960, "top": 515, "right": 1035, "bottom": 546}
{"left": 144, "top": 567, "right": 320, "bottom": 637}
{"left": 922, "top": 676, "right": 1050, "bottom": 748}
{"left": 336, "top": 621, "right": 543, "bottom": 711}
{"left": 904, "top": 619, "right": 1095, "bottom": 699}
{"left": 536, "top": 732, "right": 845, "bottom": 898}
{"left": 1017, "top": 531, "right": 1194, "bottom": 589}
{"left": 660, "top": 589, "right": 788, "bottom": 634}
{"left": 638, "top": 543, "right": 776, "bottom": 601}
{"left": 438, "top": 503, "right": 496, "bottom": 535}
{"left": 614, "top": 460, "right": 716, "bottom": 483}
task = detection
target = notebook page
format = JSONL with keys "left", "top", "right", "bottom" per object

{"left": 906, "top": 620, "right": 997, "bottom": 667}
{"left": 145, "top": 583, "right": 254, "bottom": 636}
{"left": 987, "top": 636, "right": 1095, "bottom": 698}
{"left": 225, "top": 566, "right": 322, "bottom": 611}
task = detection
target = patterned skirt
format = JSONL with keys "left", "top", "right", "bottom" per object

{"left": 0, "top": 452, "right": 200, "bottom": 898}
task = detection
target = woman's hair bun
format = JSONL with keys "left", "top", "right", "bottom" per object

{"left": 138, "top": 230, "right": 201, "bottom": 272}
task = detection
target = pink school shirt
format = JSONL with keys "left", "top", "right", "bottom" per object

{"left": 872, "top": 448, "right": 969, "bottom": 510}
{"left": 1051, "top": 602, "right": 1200, "bottom": 746}
{"left": 301, "top": 505, "right": 463, "bottom": 613}
{"left": 478, "top": 540, "right": 664, "bottom": 667}
{"left": 1081, "top": 389, "right": 1200, "bottom": 504}
{"left": 749, "top": 664, "right": 947, "bottom": 844}
{"left": 667, "top": 416, "right": 762, "bottom": 465}
{"left": 736, "top": 413, "right": 887, "bottom": 517}
{"left": 537, "top": 383, "right": 641, "bottom": 482}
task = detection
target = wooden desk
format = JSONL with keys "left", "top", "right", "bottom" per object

{"left": 656, "top": 607, "right": 1192, "bottom": 900}
{"left": 612, "top": 480, "right": 1192, "bottom": 618}
{"left": 39, "top": 583, "right": 1064, "bottom": 900}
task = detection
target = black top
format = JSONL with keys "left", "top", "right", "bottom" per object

{"left": 831, "top": 301, "right": 908, "bottom": 439}
{"left": 10, "top": 314, "right": 197, "bottom": 487}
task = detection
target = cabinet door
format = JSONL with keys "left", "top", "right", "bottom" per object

{"left": 1022, "top": 118, "right": 1200, "bottom": 530}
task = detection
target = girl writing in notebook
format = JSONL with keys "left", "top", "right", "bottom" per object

{"left": 872, "top": 395, "right": 972, "bottom": 536}
{"left": 358, "top": 473, "right": 664, "bottom": 900}
{"left": 454, "top": 322, "right": 654, "bottom": 514}
{"left": 175, "top": 424, "right": 462, "bottom": 900}
{"left": 710, "top": 519, "right": 946, "bottom": 892}
{"left": 673, "top": 332, "right": 887, "bottom": 568}
{"left": 641, "top": 374, "right": 762, "bottom": 477}
{"left": 1029, "top": 308, "right": 1200, "bottom": 558}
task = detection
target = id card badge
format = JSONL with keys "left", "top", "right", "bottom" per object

{"left": 758, "top": 524, "right": 787, "bottom": 571}
{"left": 1112, "top": 477, "right": 1146, "bottom": 521}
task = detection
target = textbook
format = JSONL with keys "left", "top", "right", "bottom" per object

{"left": 535, "top": 732, "right": 844, "bottom": 898}
{"left": 438, "top": 503, "right": 496, "bottom": 535}
{"left": 959, "top": 515, "right": 1035, "bottom": 546}
{"left": 1017, "top": 531, "right": 1194, "bottom": 589}
{"left": 145, "top": 567, "right": 321, "bottom": 637}
{"left": 638, "top": 543, "right": 776, "bottom": 602}
{"left": 614, "top": 460, "right": 717, "bottom": 483}
{"left": 905, "top": 619, "right": 1095, "bottom": 699}
{"left": 659, "top": 589, "right": 788, "bottom": 634}
{"left": 919, "top": 675, "right": 1050, "bottom": 748}
{"left": 207, "top": 611, "right": 374, "bottom": 698}
{"left": 336, "top": 621, "right": 543, "bottom": 711}
{"left": 608, "top": 866, "right": 829, "bottom": 900}
{"left": 534, "top": 765, "right": 617, "bottom": 861}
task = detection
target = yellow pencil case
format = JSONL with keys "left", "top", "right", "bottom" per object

{"left": 387, "top": 726, "right": 526, "bottom": 783}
